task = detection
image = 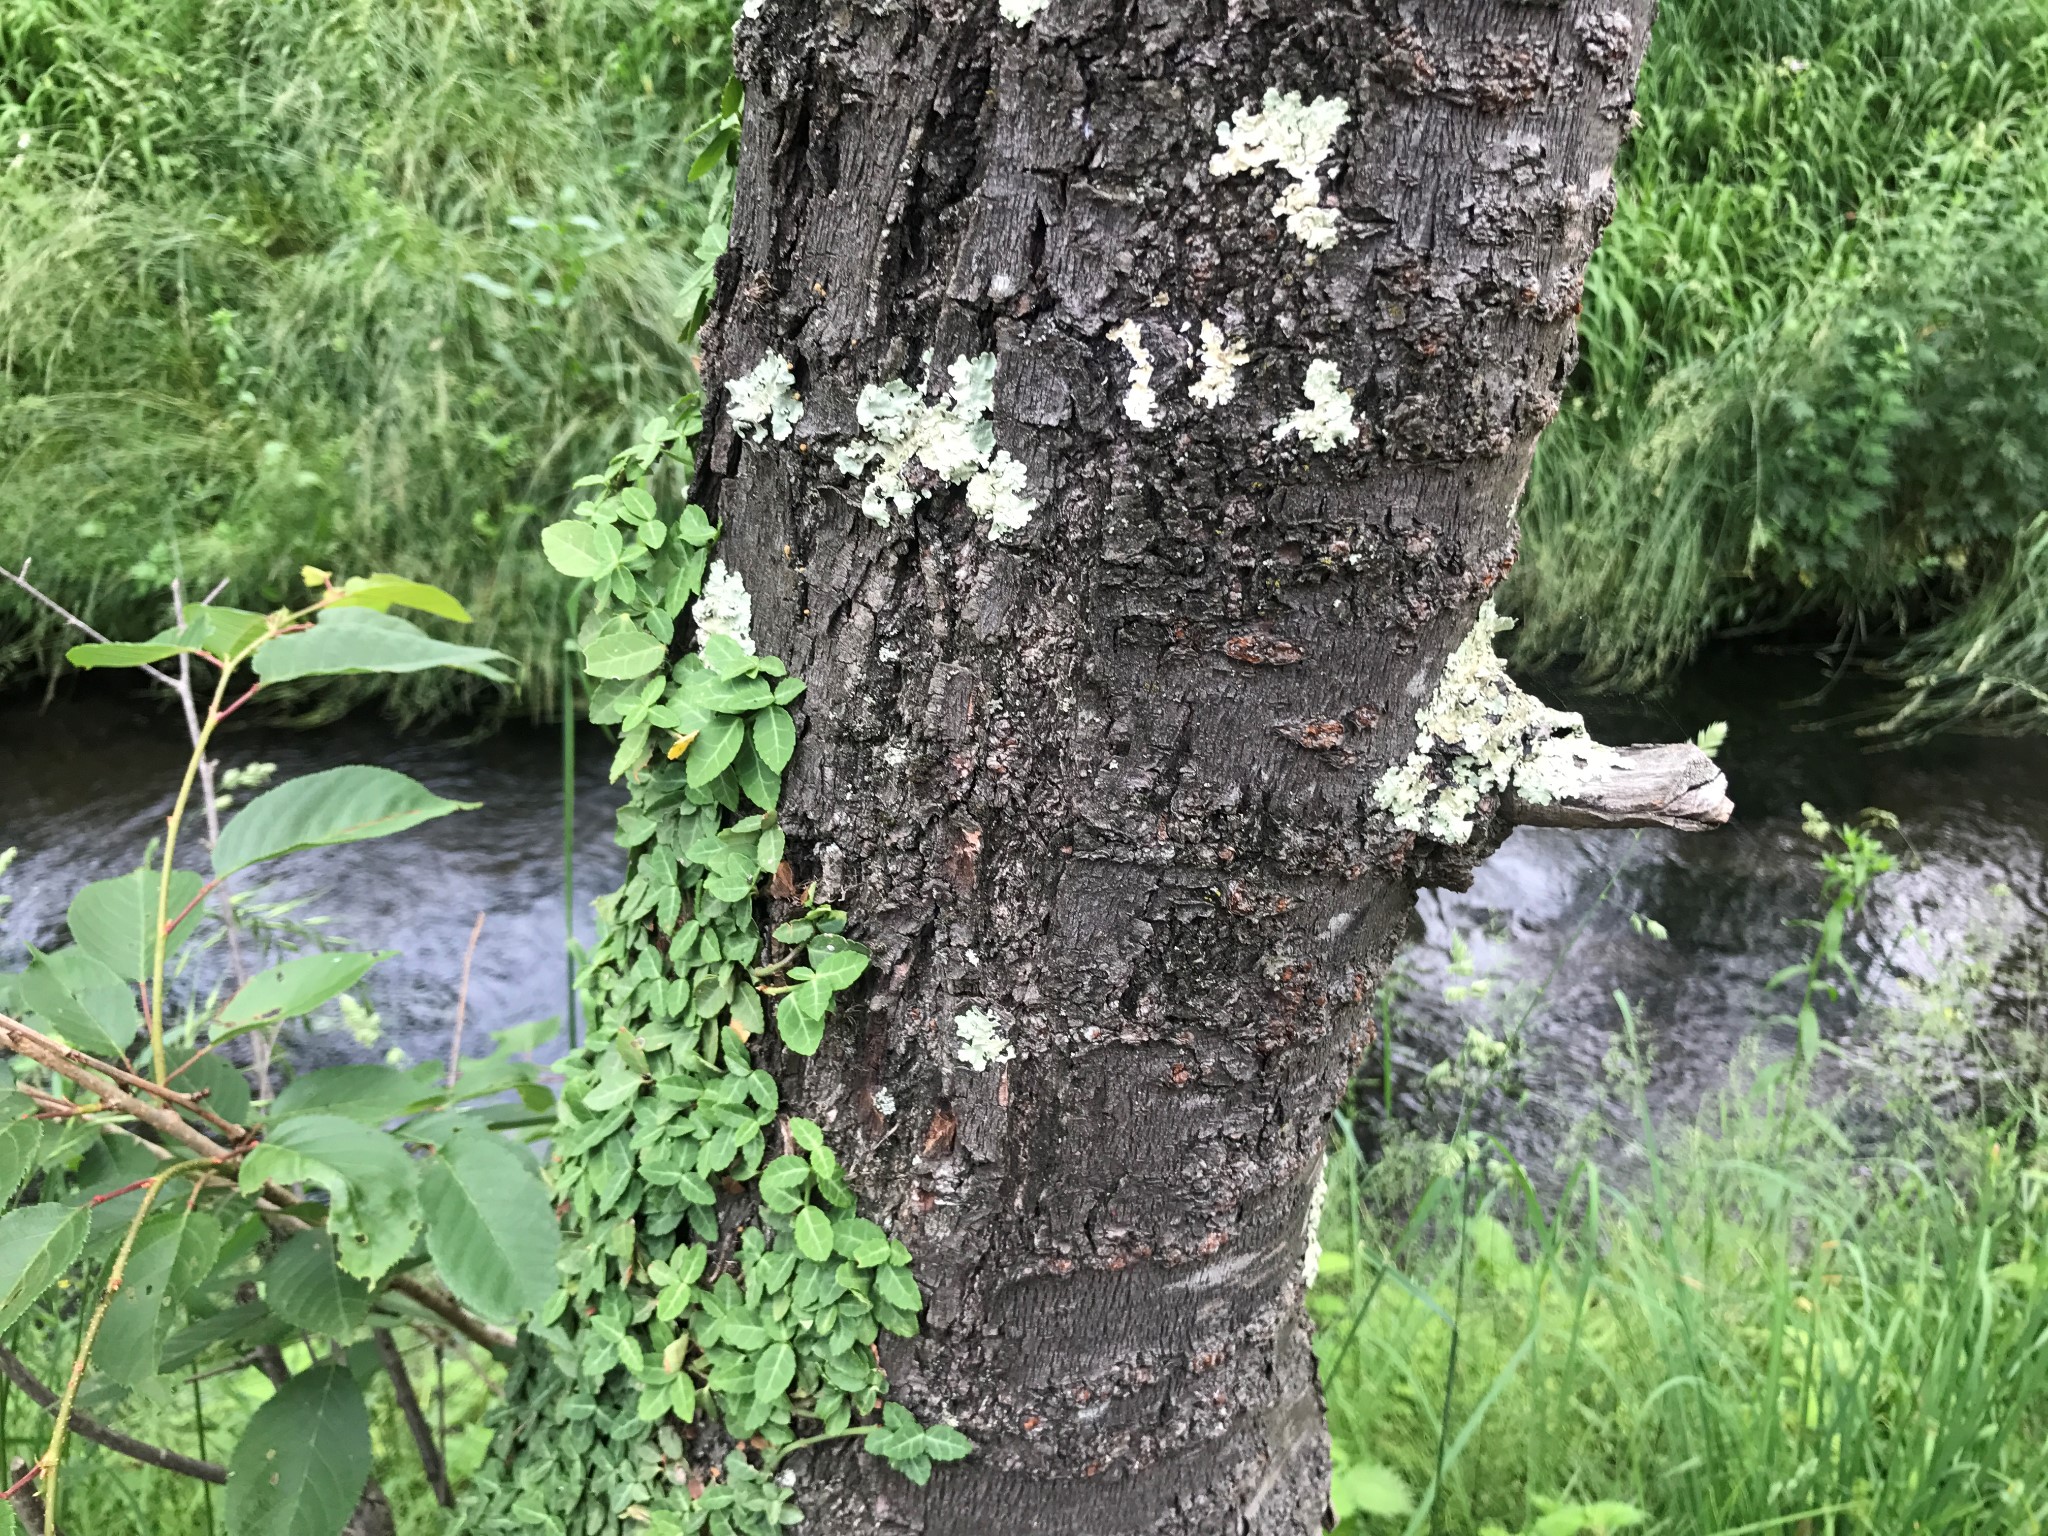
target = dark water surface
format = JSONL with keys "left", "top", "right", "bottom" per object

{"left": 2, "top": 651, "right": 2041, "bottom": 1148}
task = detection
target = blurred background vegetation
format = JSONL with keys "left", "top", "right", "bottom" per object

{"left": 4, "top": 0, "right": 2047, "bottom": 730}
{"left": 0, "top": 0, "right": 733, "bottom": 721}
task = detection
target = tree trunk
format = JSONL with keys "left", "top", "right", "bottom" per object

{"left": 478, "top": 2, "right": 1678, "bottom": 1533}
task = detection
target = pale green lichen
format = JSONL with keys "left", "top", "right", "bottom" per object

{"left": 999, "top": 0, "right": 1051, "bottom": 22}
{"left": 1299, "top": 1152, "right": 1329, "bottom": 1286}
{"left": 1108, "top": 320, "right": 1159, "bottom": 428}
{"left": 1275, "top": 359, "right": 1357, "bottom": 451}
{"left": 953, "top": 1006, "right": 1014, "bottom": 1073}
{"left": 1192, "top": 321, "right": 1249, "bottom": 409}
{"left": 834, "top": 353, "right": 1036, "bottom": 533}
{"left": 1373, "top": 601, "right": 1622, "bottom": 843}
{"left": 1210, "top": 88, "right": 1351, "bottom": 250}
{"left": 725, "top": 352, "right": 804, "bottom": 445}
{"left": 692, "top": 558, "right": 755, "bottom": 655}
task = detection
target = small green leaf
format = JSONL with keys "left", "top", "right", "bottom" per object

{"left": 264, "top": 1231, "right": 370, "bottom": 1337}
{"left": 99, "top": 1209, "right": 222, "bottom": 1386}
{"left": 873, "top": 1264, "right": 922, "bottom": 1313}
{"left": 542, "top": 521, "right": 624, "bottom": 580}
{"left": 225, "top": 1365, "right": 372, "bottom": 1536}
{"left": 687, "top": 714, "right": 746, "bottom": 788}
{"left": 922, "top": 1423, "right": 973, "bottom": 1462}
{"left": 0, "top": 1203, "right": 89, "bottom": 1334}
{"left": 757, "top": 1156, "right": 810, "bottom": 1214}
{"left": 270, "top": 1064, "right": 423, "bottom": 1125}
{"left": 805, "top": 943, "right": 869, "bottom": 991}
{"left": 254, "top": 608, "right": 510, "bottom": 683}
{"left": 752, "top": 1341, "right": 796, "bottom": 1402}
{"left": 792, "top": 1207, "right": 834, "bottom": 1264}
{"left": 328, "top": 575, "right": 473, "bottom": 623}
{"left": 753, "top": 706, "right": 796, "bottom": 771}
{"left": 775, "top": 996, "right": 825, "bottom": 1057}
{"left": 0, "top": 1100, "right": 42, "bottom": 1205}
{"left": 219, "top": 952, "right": 395, "bottom": 1032}
{"left": 237, "top": 1116, "right": 419, "bottom": 1283}
{"left": 582, "top": 620, "right": 668, "bottom": 680}
{"left": 214, "top": 768, "right": 478, "bottom": 878}
{"left": 419, "top": 1132, "right": 560, "bottom": 1320}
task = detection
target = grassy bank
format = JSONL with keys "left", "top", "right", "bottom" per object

{"left": 1314, "top": 818, "right": 2048, "bottom": 1534}
{"left": 0, "top": 0, "right": 732, "bottom": 721}
{"left": 1509, "top": 0, "right": 2048, "bottom": 731}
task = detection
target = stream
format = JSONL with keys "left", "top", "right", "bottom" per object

{"left": 2, "top": 649, "right": 2040, "bottom": 1158}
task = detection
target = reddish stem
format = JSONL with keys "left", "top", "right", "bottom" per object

{"left": 1, "top": 1464, "right": 38, "bottom": 1500}
{"left": 213, "top": 683, "right": 264, "bottom": 723}
{"left": 160, "top": 877, "right": 225, "bottom": 938}
{"left": 87, "top": 1179, "right": 153, "bottom": 1209}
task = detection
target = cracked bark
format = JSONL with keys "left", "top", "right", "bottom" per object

{"left": 695, "top": 2, "right": 1666, "bottom": 1532}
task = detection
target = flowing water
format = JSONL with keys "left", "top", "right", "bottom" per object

{"left": 3, "top": 650, "right": 2042, "bottom": 1157}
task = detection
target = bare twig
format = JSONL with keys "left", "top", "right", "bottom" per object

{"left": 0, "top": 1348, "right": 226, "bottom": 1485}
{"left": 2, "top": 560, "right": 177, "bottom": 690}
{"left": 373, "top": 1330, "right": 451, "bottom": 1507}
{"left": 447, "top": 911, "right": 487, "bottom": 1087}
{"left": 0, "top": 1014, "right": 516, "bottom": 1354}
{"left": 0, "top": 1015, "right": 246, "bottom": 1144}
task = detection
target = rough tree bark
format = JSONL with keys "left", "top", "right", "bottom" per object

{"left": 685, "top": 2, "right": 1685, "bottom": 1530}
{"left": 504, "top": 2, "right": 1717, "bottom": 1533}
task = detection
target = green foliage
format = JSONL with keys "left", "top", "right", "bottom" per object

{"left": 1315, "top": 819, "right": 2048, "bottom": 1535}
{"left": 458, "top": 409, "right": 959, "bottom": 1536}
{"left": 0, "top": 0, "right": 737, "bottom": 721}
{"left": 0, "top": 565, "right": 563, "bottom": 1535}
{"left": 1509, "top": 0, "right": 2048, "bottom": 727}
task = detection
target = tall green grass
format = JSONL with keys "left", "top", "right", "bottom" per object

{"left": 1508, "top": 0, "right": 2048, "bottom": 730}
{"left": 0, "top": 0, "right": 733, "bottom": 720}
{"left": 1313, "top": 823, "right": 2048, "bottom": 1535}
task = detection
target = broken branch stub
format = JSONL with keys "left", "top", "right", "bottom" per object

{"left": 1509, "top": 741, "right": 1733, "bottom": 833}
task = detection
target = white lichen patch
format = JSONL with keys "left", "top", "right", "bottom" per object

{"left": 692, "top": 559, "right": 755, "bottom": 655}
{"left": 1300, "top": 1153, "right": 1329, "bottom": 1286}
{"left": 1192, "top": 321, "right": 1249, "bottom": 409}
{"left": 1108, "top": 320, "right": 1159, "bottom": 428}
{"left": 1209, "top": 88, "right": 1351, "bottom": 249}
{"left": 871, "top": 1086, "right": 897, "bottom": 1117}
{"left": 999, "top": 0, "right": 1051, "bottom": 22}
{"left": 725, "top": 352, "right": 804, "bottom": 446}
{"left": 834, "top": 353, "right": 1037, "bottom": 533}
{"left": 1373, "top": 602, "right": 1625, "bottom": 843}
{"left": 1275, "top": 359, "right": 1358, "bottom": 451}
{"left": 954, "top": 1006, "right": 1014, "bottom": 1073}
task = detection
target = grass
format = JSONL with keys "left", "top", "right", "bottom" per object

{"left": 0, "top": 0, "right": 734, "bottom": 722}
{"left": 1312, "top": 822, "right": 2048, "bottom": 1535}
{"left": 1507, "top": 0, "right": 2048, "bottom": 730}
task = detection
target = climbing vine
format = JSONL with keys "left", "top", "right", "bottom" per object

{"left": 458, "top": 399, "right": 968, "bottom": 1536}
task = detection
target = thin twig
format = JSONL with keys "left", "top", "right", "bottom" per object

{"left": 0, "top": 1016, "right": 246, "bottom": 1142}
{"left": 447, "top": 911, "right": 487, "bottom": 1087}
{"left": 0, "top": 1016, "right": 517, "bottom": 1356}
{"left": 0, "top": 1347, "right": 226, "bottom": 1485}
{"left": 2, "top": 560, "right": 177, "bottom": 690}
{"left": 373, "top": 1331, "right": 451, "bottom": 1507}
{"left": 41, "top": 1160, "right": 211, "bottom": 1531}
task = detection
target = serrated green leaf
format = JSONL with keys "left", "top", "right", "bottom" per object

{"left": 686, "top": 714, "right": 746, "bottom": 788}
{"left": 67, "top": 869, "right": 206, "bottom": 981}
{"left": 752, "top": 1341, "right": 795, "bottom": 1402}
{"left": 263, "top": 1230, "right": 370, "bottom": 1338}
{"left": 219, "top": 952, "right": 395, "bottom": 1033}
{"left": 805, "top": 943, "right": 869, "bottom": 991}
{"left": 582, "top": 620, "right": 668, "bottom": 680}
{"left": 0, "top": 1099, "right": 42, "bottom": 1205}
{"left": 99, "top": 1208, "right": 222, "bottom": 1386}
{"left": 792, "top": 1207, "right": 834, "bottom": 1264}
{"left": 0, "top": 1203, "right": 89, "bottom": 1334}
{"left": 328, "top": 575, "right": 472, "bottom": 623}
{"left": 541, "top": 520, "right": 625, "bottom": 580}
{"left": 923, "top": 1423, "right": 973, "bottom": 1462}
{"left": 752, "top": 707, "right": 796, "bottom": 771}
{"left": 775, "top": 996, "right": 825, "bottom": 1056}
{"left": 225, "top": 1364, "right": 372, "bottom": 1536}
{"left": 757, "top": 1156, "right": 810, "bottom": 1214}
{"left": 270, "top": 1064, "right": 423, "bottom": 1125}
{"left": 214, "top": 768, "right": 478, "bottom": 878}
{"left": 420, "top": 1132, "right": 560, "bottom": 1321}
{"left": 873, "top": 1263, "right": 922, "bottom": 1313}
{"left": 254, "top": 608, "right": 510, "bottom": 684}
{"left": 17, "top": 946, "right": 140, "bottom": 1057}
{"left": 237, "top": 1116, "right": 419, "bottom": 1283}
